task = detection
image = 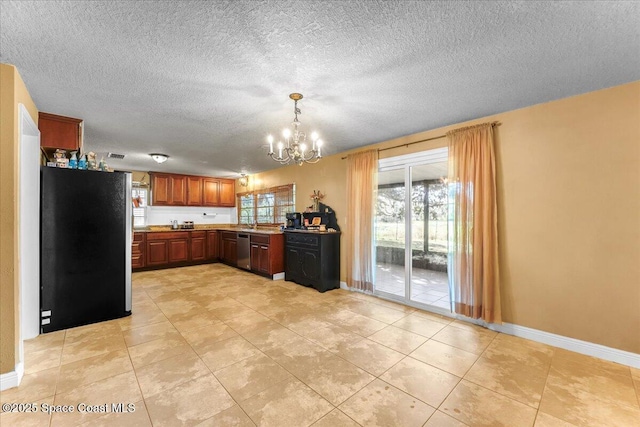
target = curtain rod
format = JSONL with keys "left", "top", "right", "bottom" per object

{"left": 341, "top": 122, "right": 500, "bottom": 160}
{"left": 341, "top": 135, "right": 445, "bottom": 159}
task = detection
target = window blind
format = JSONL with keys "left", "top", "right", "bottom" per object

{"left": 237, "top": 184, "right": 295, "bottom": 225}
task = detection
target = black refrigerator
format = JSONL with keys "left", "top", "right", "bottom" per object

{"left": 40, "top": 167, "right": 132, "bottom": 333}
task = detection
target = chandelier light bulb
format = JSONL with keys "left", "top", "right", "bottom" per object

{"left": 267, "top": 134, "right": 274, "bottom": 153}
{"left": 300, "top": 143, "right": 307, "bottom": 154}
{"left": 311, "top": 132, "right": 318, "bottom": 141}
{"left": 283, "top": 128, "right": 291, "bottom": 139}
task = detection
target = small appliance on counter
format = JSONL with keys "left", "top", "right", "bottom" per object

{"left": 303, "top": 212, "right": 328, "bottom": 230}
{"left": 303, "top": 203, "right": 340, "bottom": 231}
{"left": 285, "top": 212, "right": 302, "bottom": 229}
{"left": 181, "top": 221, "right": 194, "bottom": 229}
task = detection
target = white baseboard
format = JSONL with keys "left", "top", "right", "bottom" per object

{"left": 339, "top": 284, "right": 640, "bottom": 369}
{"left": 0, "top": 362, "right": 24, "bottom": 391}
{"left": 272, "top": 272, "right": 285, "bottom": 281}
{"left": 492, "top": 322, "right": 640, "bottom": 369}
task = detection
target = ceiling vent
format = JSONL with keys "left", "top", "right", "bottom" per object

{"left": 107, "top": 152, "right": 125, "bottom": 159}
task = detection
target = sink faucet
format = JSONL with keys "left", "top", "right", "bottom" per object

{"left": 242, "top": 210, "right": 257, "bottom": 229}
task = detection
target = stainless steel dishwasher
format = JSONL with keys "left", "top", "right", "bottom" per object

{"left": 237, "top": 233, "right": 251, "bottom": 270}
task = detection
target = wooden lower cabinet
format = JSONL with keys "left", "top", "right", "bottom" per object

{"left": 146, "top": 240, "right": 169, "bottom": 266}
{"left": 191, "top": 231, "right": 206, "bottom": 261}
{"left": 132, "top": 232, "right": 146, "bottom": 269}
{"left": 250, "top": 243, "right": 265, "bottom": 274}
{"left": 168, "top": 237, "right": 189, "bottom": 263}
{"left": 135, "top": 230, "right": 284, "bottom": 278}
{"left": 220, "top": 232, "right": 237, "bottom": 265}
{"left": 139, "top": 230, "right": 218, "bottom": 270}
{"left": 206, "top": 231, "right": 219, "bottom": 260}
{"left": 250, "top": 234, "right": 284, "bottom": 276}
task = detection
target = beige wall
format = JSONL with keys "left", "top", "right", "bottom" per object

{"left": 249, "top": 81, "right": 640, "bottom": 353}
{"left": 0, "top": 64, "right": 38, "bottom": 374}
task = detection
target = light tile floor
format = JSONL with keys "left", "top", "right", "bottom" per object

{"left": 3, "top": 264, "right": 640, "bottom": 426}
{"left": 375, "top": 263, "right": 451, "bottom": 309}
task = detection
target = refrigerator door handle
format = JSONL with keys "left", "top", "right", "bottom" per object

{"left": 125, "top": 172, "right": 132, "bottom": 312}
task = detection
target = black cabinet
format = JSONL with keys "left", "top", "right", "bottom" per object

{"left": 284, "top": 231, "right": 340, "bottom": 292}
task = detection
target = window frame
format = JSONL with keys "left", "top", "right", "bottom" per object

{"left": 132, "top": 186, "right": 148, "bottom": 227}
{"left": 237, "top": 183, "right": 295, "bottom": 225}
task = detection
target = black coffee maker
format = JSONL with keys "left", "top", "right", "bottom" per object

{"left": 285, "top": 212, "right": 302, "bottom": 229}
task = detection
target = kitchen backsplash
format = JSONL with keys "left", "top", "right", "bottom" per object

{"left": 146, "top": 206, "right": 238, "bottom": 226}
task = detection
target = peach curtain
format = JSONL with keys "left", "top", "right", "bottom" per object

{"left": 346, "top": 149, "right": 379, "bottom": 292}
{"left": 447, "top": 123, "right": 501, "bottom": 323}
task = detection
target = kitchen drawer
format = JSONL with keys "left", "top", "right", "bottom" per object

{"left": 191, "top": 231, "right": 206, "bottom": 238}
{"left": 132, "top": 254, "right": 145, "bottom": 269}
{"left": 286, "top": 233, "right": 319, "bottom": 247}
{"left": 147, "top": 231, "right": 187, "bottom": 240}
{"left": 250, "top": 234, "right": 270, "bottom": 245}
{"left": 133, "top": 232, "right": 145, "bottom": 243}
{"left": 221, "top": 231, "right": 237, "bottom": 241}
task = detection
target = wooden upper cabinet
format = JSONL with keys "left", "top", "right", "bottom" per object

{"left": 39, "top": 112, "right": 83, "bottom": 152}
{"left": 151, "top": 173, "right": 171, "bottom": 205}
{"left": 219, "top": 179, "right": 236, "bottom": 207}
{"left": 170, "top": 175, "right": 187, "bottom": 205}
{"left": 152, "top": 173, "right": 235, "bottom": 207}
{"left": 203, "top": 178, "right": 220, "bottom": 206}
{"left": 151, "top": 173, "right": 187, "bottom": 206}
{"left": 203, "top": 178, "right": 236, "bottom": 207}
{"left": 187, "top": 176, "right": 203, "bottom": 206}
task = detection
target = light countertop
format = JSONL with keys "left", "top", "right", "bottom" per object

{"left": 134, "top": 225, "right": 283, "bottom": 235}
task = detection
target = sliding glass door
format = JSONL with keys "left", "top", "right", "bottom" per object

{"left": 375, "top": 169, "right": 407, "bottom": 298}
{"left": 374, "top": 148, "right": 450, "bottom": 312}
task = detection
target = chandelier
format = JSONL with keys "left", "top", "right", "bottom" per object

{"left": 267, "top": 93, "right": 323, "bottom": 165}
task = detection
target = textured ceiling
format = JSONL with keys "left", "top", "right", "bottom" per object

{"left": 2, "top": 1, "right": 639, "bottom": 177}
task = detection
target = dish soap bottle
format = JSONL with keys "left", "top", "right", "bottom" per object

{"left": 68, "top": 151, "right": 78, "bottom": 169}
{"left": 78, "top": 154, "right": 87, "bottom": 170}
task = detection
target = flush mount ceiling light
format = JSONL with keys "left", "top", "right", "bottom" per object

{"left": 266, "top": 93, "right": 323, "bottom": 166}
{"left": 150, "top": 153, "right": 169, "bottom": 164}
{"left": 239, "top": 173, "right": 249, "bottom": 187}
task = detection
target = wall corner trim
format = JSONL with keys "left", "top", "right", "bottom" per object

{"left": 491, "top": 322, "right": 640, "bottom": 369}
{"left": 0, "top": 362, "right": 24, "bottom": 391}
